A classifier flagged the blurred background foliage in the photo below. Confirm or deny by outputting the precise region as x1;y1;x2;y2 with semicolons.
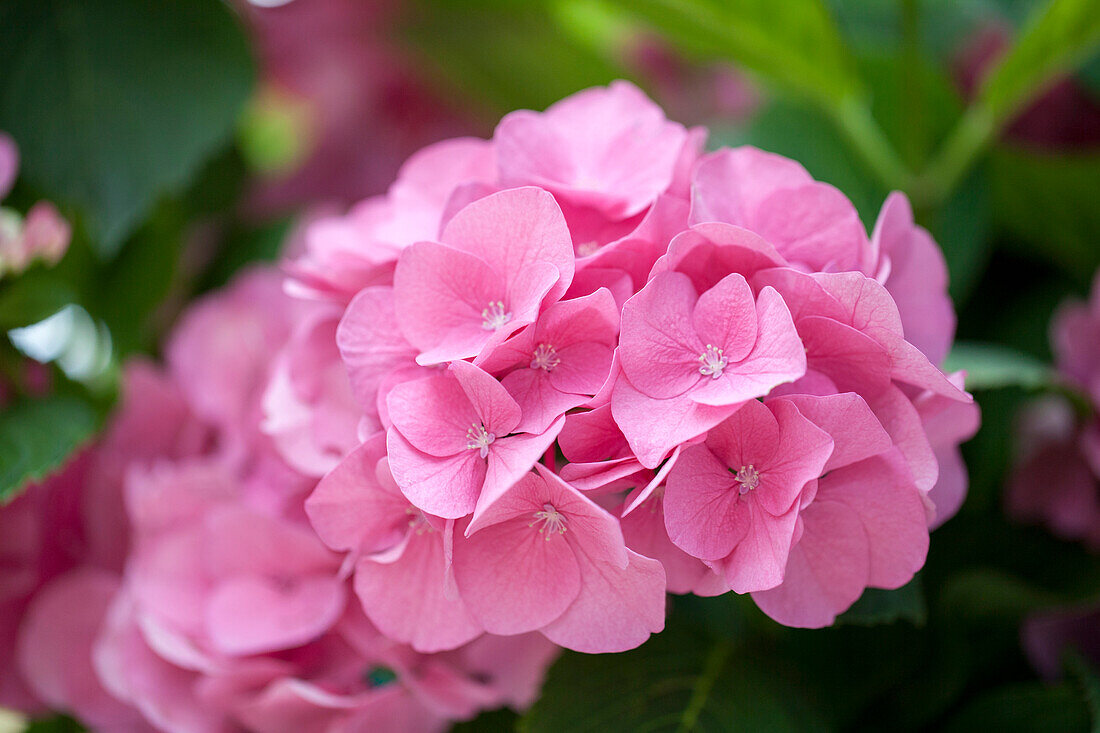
1;0;1099;729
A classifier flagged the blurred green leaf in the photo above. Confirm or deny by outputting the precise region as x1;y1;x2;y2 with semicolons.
839;577;928;626
0;393;96;502
93;200;186;356
943;341;1054;390
601;0;861;110
939;568;1059;622
991;148;1100;282
941;682;1090;732
0;269;77;330
976;0;1100;127
411;0;630;116
1066;653;1100;732
522;626;828;732
0;0;254;254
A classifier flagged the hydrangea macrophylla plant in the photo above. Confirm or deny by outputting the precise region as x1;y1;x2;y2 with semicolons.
272;79;976;647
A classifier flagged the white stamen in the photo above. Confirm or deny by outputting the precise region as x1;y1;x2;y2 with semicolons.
529;503;568;539
698;344;727;379
530;343;561;371
465;422;496;458
481;301;512;331
732;465;760;495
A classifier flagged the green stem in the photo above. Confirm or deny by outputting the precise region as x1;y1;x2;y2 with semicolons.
830;95;915;193
899;0;925;167
677;641;732;733
911;106;996;208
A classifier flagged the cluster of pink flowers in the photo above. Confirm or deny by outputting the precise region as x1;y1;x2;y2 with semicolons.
281;80;978;641
1;270;557;732
0;132;70;278
2;81;980;730
1008;270;1100;549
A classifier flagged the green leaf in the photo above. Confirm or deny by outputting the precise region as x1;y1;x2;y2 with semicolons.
600;0;862;110
942;341;1055;391
0;393;97;502
1066;653;1100;733
941;682;1090;732
838;576;927;626
521;627;829;732
991;147;1100;282
0;0;254;254
976;0;1100;128
453;708;519;732
25;714;85;733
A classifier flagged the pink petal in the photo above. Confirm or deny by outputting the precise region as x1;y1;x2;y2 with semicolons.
450;359;522;437
337;287;419;412
540;549;665;653
440;186;575;306
664;443;750;560
655;222;787;292
353;531;483;653
387;429;486;519
452;519;582;634
618;271;705;399
305;435;410;553
692;273;758;362
751;499;870;628
386;374;481;457
717;500;801;593
611;375;737;468
819;452;929;589
777;393;892;472
205;574;346;656
619;493;714;594
501;367;588;435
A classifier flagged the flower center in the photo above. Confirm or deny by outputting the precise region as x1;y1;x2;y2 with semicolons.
465;422;496;458
481;301;512;330
529;503;568;539
698;344;727;379
404;506;434;534
731;465;760;495
530;343;561;371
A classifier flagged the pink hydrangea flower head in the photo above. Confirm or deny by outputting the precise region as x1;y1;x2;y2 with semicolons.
451;464;666;652
871;191;955;365
664;399;834;592
393;187;575;365
495;81;689;220
690;146;872;273
476;287;620;433
386;360;564;520
613;270;806;466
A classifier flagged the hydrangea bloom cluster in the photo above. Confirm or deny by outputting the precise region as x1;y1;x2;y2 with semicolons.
1008;270;1100;549
0;269;558;732
279;80;978;638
